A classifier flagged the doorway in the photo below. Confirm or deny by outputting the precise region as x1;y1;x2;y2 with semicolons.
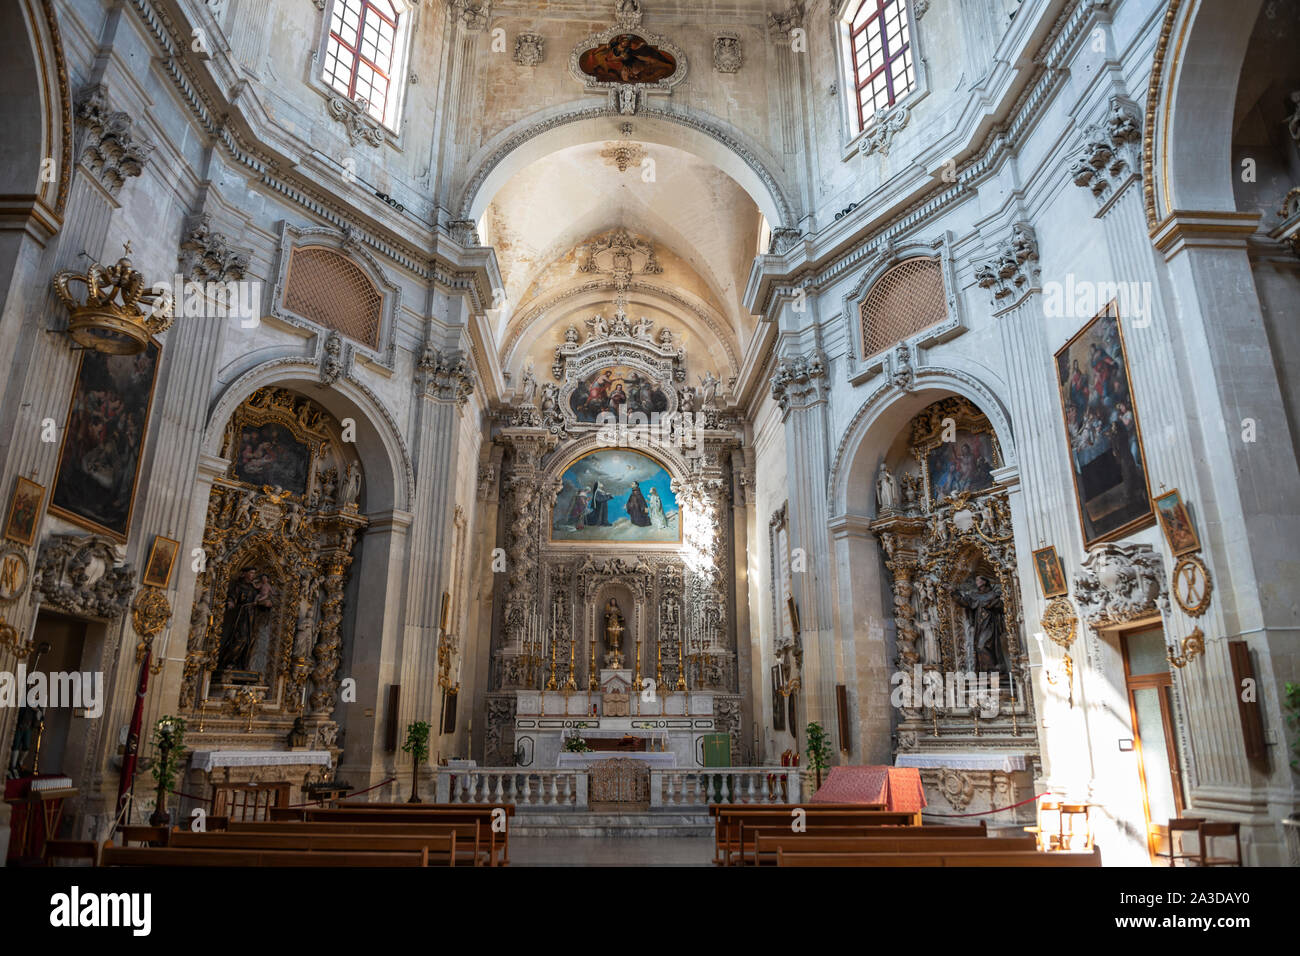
1120;624;1186;860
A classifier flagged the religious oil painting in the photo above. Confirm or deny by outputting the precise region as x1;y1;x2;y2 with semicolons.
1055;302;1154;546
1154;488;1200;557
569;365;670;422
578;34;677;84
233;422;312;495
552;449;679;543
50;342;161;541
3;477;45;547
142;535;180;588
1031;545;1068;599
925;430;998;503
214;565;279;682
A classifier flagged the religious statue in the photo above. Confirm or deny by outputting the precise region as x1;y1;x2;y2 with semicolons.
876;460;898;512
604;597;626;668
916;579;940;665
341;462;362;508
520;362;538;404
540;382;559;414
952;574;1009;674
698;371;721;408
632;315;654;340
215;568;276;677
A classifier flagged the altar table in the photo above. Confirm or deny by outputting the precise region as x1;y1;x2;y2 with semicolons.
556;751;678;770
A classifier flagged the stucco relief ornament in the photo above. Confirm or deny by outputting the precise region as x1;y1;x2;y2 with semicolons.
514;34;544;67
1073;544;1166;627
891;342;914;390
615;0;643;29
326;95;385;148
860;104;910;157
713;35;742;74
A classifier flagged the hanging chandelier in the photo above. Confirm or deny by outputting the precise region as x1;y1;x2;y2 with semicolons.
52;242;173;355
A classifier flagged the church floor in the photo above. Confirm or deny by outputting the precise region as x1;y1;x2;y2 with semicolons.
509;835;714;867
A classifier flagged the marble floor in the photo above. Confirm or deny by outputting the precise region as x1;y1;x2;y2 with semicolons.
509;835;715;867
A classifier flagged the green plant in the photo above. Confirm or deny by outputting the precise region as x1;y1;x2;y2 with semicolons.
149;715;187;792
805;721;831;789
402;721;432;766
562;722;592;753
1284;682;1300;775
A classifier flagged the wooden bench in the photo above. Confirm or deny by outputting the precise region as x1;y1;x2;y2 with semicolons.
750;833;1036;866
267;805;513;865
229;821;486;866
711;807;926;865
776;847;1104;867
727;823;989;866
165;829;457;866
100;844;430;867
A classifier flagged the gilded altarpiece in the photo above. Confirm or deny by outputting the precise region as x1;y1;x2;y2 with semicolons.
179;389;367;780
871;398;1041;822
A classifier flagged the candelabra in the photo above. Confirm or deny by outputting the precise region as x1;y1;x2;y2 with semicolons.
633;636;642;691
564;633;578;692
655;639;663;691
588;635;598;691
675;637;686;692
546;627;558;691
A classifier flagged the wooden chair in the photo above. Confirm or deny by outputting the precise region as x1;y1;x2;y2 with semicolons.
1156;817;1204;866
1194;822;1242;866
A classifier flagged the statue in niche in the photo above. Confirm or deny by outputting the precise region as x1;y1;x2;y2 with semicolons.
916;578;940;665
540;383;559;414
951;574;1008;674
876;460;899;512
341;463;362;508
604;597;626;668
215;567;277;678
520;362;538;405
698;371;721;408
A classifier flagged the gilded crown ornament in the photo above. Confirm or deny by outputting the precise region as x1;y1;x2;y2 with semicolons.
52;242;174;355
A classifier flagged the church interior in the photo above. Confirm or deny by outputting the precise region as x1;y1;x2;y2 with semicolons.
0;0;1298;881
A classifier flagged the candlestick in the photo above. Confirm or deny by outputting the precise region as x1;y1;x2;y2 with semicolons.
547;628;558;691
655;638;663;691
633;636;642;691
675;635;686;691
565;633;577;691
589;631;598;691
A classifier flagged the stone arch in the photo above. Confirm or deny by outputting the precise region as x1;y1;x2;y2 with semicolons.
456;103;796;229
828;365;1017;519
1144;0;1266;229
203;360;415;514
0;0;72;230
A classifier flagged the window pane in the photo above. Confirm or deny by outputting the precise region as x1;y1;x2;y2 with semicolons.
1125;626;1170;676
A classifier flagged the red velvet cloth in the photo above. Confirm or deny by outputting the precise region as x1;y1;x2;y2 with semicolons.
810;765;928;812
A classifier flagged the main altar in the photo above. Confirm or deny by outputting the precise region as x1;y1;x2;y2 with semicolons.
481;299;748;772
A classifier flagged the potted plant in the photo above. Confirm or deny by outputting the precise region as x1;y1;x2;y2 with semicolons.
402;721;431;804
805;720;831;791
149;715;186;827
562;722;592;753
1284;683;1300;865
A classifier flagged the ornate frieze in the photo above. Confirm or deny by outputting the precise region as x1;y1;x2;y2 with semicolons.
1073;543;1167;627
74;85;154;197
33;534;135;621
973;222;1040;310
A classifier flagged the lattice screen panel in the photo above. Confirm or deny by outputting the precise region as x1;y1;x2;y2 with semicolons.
859;256;945;359
284;246;383;349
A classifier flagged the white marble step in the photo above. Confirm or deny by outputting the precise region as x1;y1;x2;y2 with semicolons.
510;811;714;838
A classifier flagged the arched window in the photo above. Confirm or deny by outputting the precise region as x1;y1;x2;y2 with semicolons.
859;256;945;359
322;0;406;128
283;246;383;349
842;0;917;132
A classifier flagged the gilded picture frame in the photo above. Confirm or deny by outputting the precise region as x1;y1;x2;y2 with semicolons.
3;476;45;547
142;534;181;588
1153;488;1200;557
1031;545;1069;599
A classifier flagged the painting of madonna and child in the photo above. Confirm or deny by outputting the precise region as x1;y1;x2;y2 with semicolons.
552;449;680;543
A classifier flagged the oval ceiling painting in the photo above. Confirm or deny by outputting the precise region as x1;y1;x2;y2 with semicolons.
579;34;677;85
552;449;680;544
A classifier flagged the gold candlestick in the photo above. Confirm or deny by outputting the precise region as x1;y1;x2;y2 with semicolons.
675;638;686;692
588;635;598;691
633;636;642;691
546;632;558;691
564;635;577;691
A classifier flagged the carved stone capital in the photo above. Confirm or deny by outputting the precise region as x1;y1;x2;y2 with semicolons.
973;222;1040;310
770;350;828;415
75;85;155;196
1068;97;1142;207
179;213;252;283
417;347;476;406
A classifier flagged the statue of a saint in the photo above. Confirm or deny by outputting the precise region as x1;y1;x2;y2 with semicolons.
603;597;626;668
520;362;538;405
216;568;275;676
876;460;898;512
953;575;1008;674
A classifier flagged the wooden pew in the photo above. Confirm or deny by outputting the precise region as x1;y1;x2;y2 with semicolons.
166;830;457;866
751;833;1036;866
116;825;170;847
711;808;927;865
228;821;484;866
776;847;1104;867
101;844;430;867
264;806;512;865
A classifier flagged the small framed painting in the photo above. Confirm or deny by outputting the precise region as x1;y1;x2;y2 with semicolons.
1153;488;1200;556
1031;545;1069;599
770;664;786;732
3;477;45;546
142;535;180;588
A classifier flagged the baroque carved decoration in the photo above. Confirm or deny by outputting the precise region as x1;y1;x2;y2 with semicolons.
514;33;544;66
74;85;155;196
973;222;1040;309
1069;97;1142;206
1073;543;1166;627
859;104;911;157
769;351;827;415
326;95;386;148
580;229;664;292
34;534;135;620
1040;596;1077;649
417;346;476;406
713;34;742;73
179;213;251;283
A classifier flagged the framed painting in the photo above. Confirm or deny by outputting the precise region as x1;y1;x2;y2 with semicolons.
1031;545;1069;599
912;398;1002;506
551;449;680;544
440;687;458;736
3;477;45;546
142;534;180;588
50;341;161;541
1153;488;1200;556
1055;301;1154;546
578;34;677;84
568;365;670;423
232;421;312;495
770;664;786;732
